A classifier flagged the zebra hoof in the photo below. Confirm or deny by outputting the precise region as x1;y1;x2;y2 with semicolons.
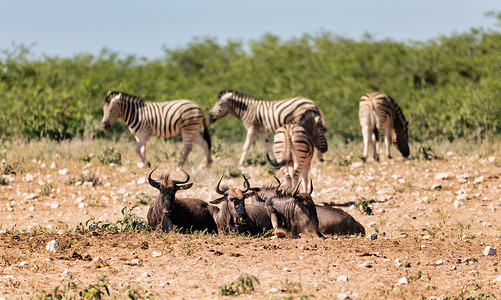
146;161;151;168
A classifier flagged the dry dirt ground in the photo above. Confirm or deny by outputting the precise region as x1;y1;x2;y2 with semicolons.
0;139;500;299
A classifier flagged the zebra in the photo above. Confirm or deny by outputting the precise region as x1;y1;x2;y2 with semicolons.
266;111;327;192
101;91;213;167
208;90;327;167
358;92;410;161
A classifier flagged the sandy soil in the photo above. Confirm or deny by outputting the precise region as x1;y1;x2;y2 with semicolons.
0;142;500;299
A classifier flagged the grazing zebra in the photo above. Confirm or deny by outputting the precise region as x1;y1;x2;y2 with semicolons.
101;91;213;167
266;111;327;192
208;90;327;167
358;92;410;161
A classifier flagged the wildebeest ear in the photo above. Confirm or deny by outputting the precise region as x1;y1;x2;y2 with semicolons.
210;196;226;204
177;183;193;190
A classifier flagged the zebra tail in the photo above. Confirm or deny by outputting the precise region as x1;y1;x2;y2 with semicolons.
202;116;212;151
266;153;287;168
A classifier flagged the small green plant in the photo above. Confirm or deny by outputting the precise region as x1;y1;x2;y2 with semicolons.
136;194;154;206
79;153;94;163
218;275;259;296
34;275;110;299
125;284;147;300
417;146;437;161
79;205;149;232
246;153;267;166
2;162;24;175
280;279;302;293
224;167;242;178
98;147;122;165
39;183;53;197
355;197;373;215
69;173;100;186
79;275;110;299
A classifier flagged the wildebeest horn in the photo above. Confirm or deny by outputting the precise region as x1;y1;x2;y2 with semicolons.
173;169;190;184
215;175;227;195
242;174;250;193
148;167;161;190
273;176;281;192
308;179;313;195
293;180;302;196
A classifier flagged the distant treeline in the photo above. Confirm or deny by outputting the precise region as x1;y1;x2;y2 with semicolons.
1;25;501;142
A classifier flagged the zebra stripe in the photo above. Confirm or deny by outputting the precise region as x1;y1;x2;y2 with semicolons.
358;92;409;161
102;91;213;167
208;90;327;166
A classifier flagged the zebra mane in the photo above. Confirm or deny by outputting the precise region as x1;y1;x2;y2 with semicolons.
388;95;408;133
105;91;144;104
218;90;256;102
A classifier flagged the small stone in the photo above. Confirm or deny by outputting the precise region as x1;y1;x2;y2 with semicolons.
141;272;150;278
395;262;403;267
137;162;145;168
25;193;38;200
337;275;348;282
365;233;377;240
46;240;60;253
397;277;408;285
50;203;59;209
451;265;457;270
453;200;464;208
434;172;452;180
19;261;28;266
422;235;432;240
58;168;69;176
24;173;34;182
403;262;411;268
152;251;162;257
483;246;497;256
137;177;146;184
493;275;501;282
266;288;278;294
435;260;444;266
351;162;364;168
62;268;73;276
431;183;442;190
338;293;351;300
358;262;372;268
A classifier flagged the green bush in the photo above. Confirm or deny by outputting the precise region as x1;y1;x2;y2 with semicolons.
98;147;121;165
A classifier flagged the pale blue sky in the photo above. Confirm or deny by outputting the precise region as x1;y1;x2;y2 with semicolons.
1;0;500;59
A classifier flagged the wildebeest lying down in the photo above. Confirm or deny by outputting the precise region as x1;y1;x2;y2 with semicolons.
248;179;323;238
147;168;219;233
250;178;365;236
209;174;275;236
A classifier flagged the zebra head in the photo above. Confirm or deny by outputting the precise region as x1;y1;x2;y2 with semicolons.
312;115;328;153
102;91;122;130
207;90;234;123
393;121;410;158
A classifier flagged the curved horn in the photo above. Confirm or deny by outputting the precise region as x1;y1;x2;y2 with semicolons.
292;180;302;196
242;174;250;193
215;175;227;195
273;176;281;192
173;169;190;184
266;153;280;167
148;167;161;189
308;179;313;195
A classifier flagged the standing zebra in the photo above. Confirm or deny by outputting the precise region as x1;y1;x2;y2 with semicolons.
101;91;213;167
266;111;327;192
208;90;327;167
358;92;409;161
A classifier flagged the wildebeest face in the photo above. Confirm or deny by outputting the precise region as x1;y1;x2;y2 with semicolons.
210;174;251;226
148;168;193;217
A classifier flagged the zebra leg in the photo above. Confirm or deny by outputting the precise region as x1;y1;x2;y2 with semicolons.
384;128;392;159
238;129;257;167
179;129;195;166
372;128;380;162
301;162;311;193
193;132;213;167
361;121;371;161
134;134;151;167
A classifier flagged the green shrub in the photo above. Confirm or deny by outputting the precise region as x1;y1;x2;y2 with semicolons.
218;275;259;296
98;147;121;165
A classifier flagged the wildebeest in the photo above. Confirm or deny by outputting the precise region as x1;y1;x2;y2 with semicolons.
147;167;219;233
250;179;365;236
248;179;323;238
209;174;275;236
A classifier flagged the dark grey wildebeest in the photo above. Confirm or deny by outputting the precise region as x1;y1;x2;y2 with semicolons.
248;180;323;238
250;179;365;236
147;168;219;233
209;174;276;236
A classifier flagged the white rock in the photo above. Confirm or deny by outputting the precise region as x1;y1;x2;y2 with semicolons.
77;203;85;209
152;251;162;257
453;200;464;208
422;235;432;240
435;260;444;266
25;193;38;200
493;275;501;282
434;172;452;180
58;168;69;176
337;275;348;282
365;233;377;240
351;162;363;168
488;156;496;163
137;162;145;168
397;277;408;285
474;176;484;184
50;162;57;169
137;177;146;184
19;261;28;266
483;246;497;256
266;288;278;294
141;272;150;278
338;293;351;300
446;151;456;157
62;268;73;276
24;174;34;182
50;203;59;209
46;240;60;252
29;206;35;211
